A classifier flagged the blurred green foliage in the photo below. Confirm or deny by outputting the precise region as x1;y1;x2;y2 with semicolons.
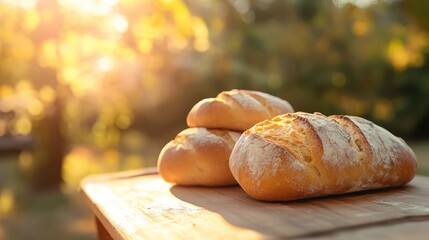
1;0;429;180
0;0;429;141
1;1;429;238
186;0;429;138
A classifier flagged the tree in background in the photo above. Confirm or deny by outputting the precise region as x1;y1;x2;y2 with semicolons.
1;0;429;191
0;0;210;191
188;0;429;136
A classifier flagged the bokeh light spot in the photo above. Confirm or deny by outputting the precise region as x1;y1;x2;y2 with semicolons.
18;151;33;170
0;188;15;214
14;117;32;135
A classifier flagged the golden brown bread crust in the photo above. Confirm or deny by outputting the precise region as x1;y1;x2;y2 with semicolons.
158;128;241;186
229;112;417;201
186;89;294;131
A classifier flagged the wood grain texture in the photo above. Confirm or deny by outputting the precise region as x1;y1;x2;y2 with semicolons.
81;170;429;240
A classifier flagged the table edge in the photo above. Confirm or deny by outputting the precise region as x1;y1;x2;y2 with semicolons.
80;167;158;240
79;172;429;240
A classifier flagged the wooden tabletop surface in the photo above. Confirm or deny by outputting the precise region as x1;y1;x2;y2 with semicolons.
81;169;429;240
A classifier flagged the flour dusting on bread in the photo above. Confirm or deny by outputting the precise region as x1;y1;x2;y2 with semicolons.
229;112;417;201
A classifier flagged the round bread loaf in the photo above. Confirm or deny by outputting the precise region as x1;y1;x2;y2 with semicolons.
158;128;241;186
187;89;294;131
229;112;417;201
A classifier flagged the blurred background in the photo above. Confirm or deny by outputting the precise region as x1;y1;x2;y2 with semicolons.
1;0;429;239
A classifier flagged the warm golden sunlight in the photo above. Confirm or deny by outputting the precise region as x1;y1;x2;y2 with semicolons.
58;0;118;16
1;0;429;239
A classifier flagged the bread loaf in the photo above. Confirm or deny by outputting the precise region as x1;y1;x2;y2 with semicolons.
158;128;241;186
229;112;417;201
187;89;294;131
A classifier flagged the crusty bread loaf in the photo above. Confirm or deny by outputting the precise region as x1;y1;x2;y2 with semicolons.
158;128;241;186
187;89;294;131
229;112;417;201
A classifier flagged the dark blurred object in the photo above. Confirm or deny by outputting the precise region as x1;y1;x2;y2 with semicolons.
397;0;429;139
29;0;65;192
31;96;66;192
0;135;34;154
401;0;429;32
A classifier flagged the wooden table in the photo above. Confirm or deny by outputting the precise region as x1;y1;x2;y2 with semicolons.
81;168;429;240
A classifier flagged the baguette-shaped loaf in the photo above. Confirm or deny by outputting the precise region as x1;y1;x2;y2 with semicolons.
158;128;241;186
187;89;294;131
229;112;417;201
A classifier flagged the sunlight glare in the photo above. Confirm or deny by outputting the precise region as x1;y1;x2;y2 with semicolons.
110;14;129;33
96;57;115;72
58;0;118;16
333;0;378;8
0;0;36;9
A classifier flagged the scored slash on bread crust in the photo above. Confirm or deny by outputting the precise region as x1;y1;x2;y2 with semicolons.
229;112;417;201
158;89;295;187
187;89;294;131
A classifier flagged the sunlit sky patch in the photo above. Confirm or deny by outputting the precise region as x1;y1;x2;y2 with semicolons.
333;0;379;8
58;0;117;16
0;0;36;9
0;0;119;15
